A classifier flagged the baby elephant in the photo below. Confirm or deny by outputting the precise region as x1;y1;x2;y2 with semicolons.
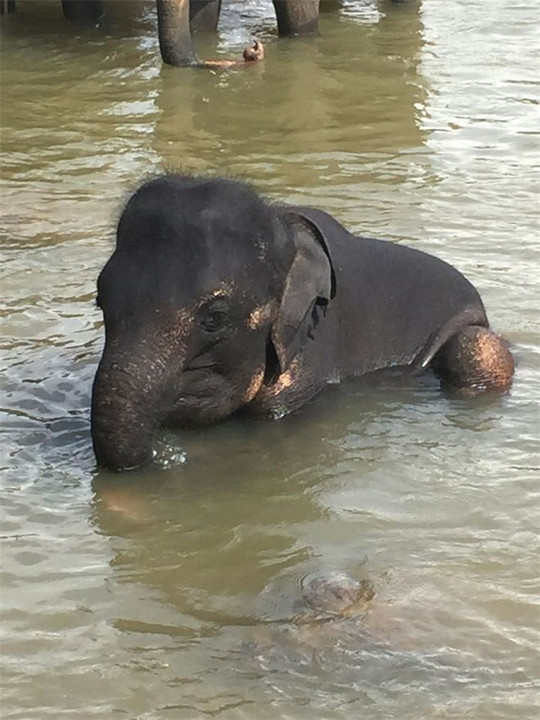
91;175;514;471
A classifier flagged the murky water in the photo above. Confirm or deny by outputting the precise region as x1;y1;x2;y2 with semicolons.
1;1;539;718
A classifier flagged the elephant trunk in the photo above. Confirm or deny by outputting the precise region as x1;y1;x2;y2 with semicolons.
91;349;174;472
156;0;197;66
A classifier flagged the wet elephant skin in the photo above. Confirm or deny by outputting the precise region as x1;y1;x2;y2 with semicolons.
91;174;509;471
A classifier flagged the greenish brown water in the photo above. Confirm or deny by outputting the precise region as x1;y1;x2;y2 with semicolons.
1;1;539;718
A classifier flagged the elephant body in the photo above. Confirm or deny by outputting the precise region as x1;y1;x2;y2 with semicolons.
91;175;514;471
244;204;490;421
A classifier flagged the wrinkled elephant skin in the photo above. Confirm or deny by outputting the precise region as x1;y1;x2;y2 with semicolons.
91;174;514;471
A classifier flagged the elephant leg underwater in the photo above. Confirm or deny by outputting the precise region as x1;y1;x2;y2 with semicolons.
431;326;514;394
272;0;320;36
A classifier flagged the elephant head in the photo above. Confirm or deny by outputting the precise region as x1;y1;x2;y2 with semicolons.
91;175;334;471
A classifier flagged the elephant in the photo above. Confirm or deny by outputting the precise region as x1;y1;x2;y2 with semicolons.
3;0;262;69
1;0;318;65
155;0;417;66
156;0;320;66
91;174;514;471
2;1;416;66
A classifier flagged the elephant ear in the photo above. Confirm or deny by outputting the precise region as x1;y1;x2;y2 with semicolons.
266;212;335;382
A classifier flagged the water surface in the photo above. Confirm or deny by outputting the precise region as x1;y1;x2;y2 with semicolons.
1;1;539;718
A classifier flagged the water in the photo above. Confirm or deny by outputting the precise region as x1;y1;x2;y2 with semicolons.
1;1;539;718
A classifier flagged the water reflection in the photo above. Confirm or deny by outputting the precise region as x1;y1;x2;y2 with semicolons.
151;3;427;180
89;368;511;635
89;385;525;716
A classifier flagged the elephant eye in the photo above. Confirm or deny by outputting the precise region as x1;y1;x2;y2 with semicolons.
200;308;229;333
